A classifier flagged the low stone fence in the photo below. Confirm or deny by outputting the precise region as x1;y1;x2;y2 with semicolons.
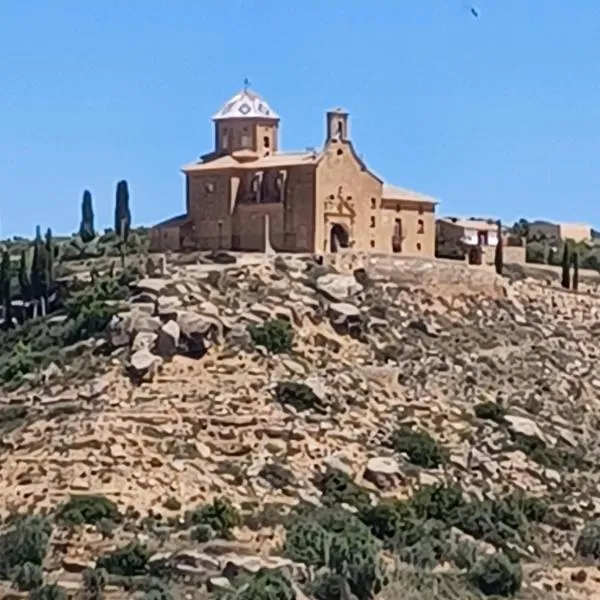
322;252;506;298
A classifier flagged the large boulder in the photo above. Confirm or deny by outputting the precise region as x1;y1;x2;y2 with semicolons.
156;320;181;359
316;273;363;302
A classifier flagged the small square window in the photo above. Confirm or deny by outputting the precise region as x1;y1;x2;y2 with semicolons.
370;216;376;228
416;242;422;251
417;219;424;234
205;182;215;193
370;240;375;248
371;198;377;209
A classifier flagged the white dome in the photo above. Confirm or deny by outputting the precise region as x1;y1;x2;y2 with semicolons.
212;88;279;121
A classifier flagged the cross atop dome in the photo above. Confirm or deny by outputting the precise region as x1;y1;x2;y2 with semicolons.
212;84;280;121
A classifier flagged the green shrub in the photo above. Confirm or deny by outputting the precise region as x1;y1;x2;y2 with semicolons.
0;515;52;578
56;494;121;527
29;584;68;600
248;319;294;354
511;432;587;471
390;426;445;468
274;381;326;413
142;578;177;600
359;484;545;558
468;553;522;596
309;573;347;600
283;507;385;600
575;520;600;559
190;524;213;543
82;568;107;600
12;562;44;591
184;497;241;538
258;462;296;489
315;468;370;510
474;401;507;423
236;569;295;600
96;540;151;576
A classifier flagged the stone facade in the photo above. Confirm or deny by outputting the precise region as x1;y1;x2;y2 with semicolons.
150;87;438;255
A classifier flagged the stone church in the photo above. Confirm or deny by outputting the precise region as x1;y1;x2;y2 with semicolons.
150;86;437;255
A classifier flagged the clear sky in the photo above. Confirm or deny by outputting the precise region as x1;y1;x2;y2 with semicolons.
2;0;600;238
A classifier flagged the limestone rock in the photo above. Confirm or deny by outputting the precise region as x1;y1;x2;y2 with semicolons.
316;273;363;302
156;320;181;358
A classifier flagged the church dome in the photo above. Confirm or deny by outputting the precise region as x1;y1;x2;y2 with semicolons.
212;87;279;121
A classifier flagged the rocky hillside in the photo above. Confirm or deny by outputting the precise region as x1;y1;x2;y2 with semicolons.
2;253;600;600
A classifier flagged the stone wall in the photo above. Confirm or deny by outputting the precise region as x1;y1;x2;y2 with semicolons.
324;252;506;298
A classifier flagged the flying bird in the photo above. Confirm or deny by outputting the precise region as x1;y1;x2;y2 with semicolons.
469;5;479;17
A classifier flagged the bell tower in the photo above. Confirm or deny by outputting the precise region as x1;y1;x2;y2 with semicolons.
326;108;349;143
212;81;280;156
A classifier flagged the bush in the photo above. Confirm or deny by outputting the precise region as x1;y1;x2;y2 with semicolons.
82;568;107;600
359;484;545;559
390;427;445;469
248;319;294;354
258;462;296;489
474;401;507;423
511;432;588;472
315;468;370;511
56;494;121;527
29;584;68;600
468;553;523;596
274;381;326;413
12;562;44;591
283;507;385;600
190;524;213;543
236;570;295;600
575;520;600;559
0;515;52;579
96;540;151;576
0;274;129;387
184;497;241;538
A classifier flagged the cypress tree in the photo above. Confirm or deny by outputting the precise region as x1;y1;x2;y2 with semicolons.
494;220;503;276
114;180;131;241
0;250;12;330
44;228;54;306
18;249;31;302
571;251;579;292
561;242;570;290
30;226;47;317
79;190;96;243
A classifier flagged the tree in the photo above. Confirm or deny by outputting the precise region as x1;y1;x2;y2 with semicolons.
114;180;132;268
571;251;579;292
79;190;96;243
114;180;131;241
494;220;503;276
561;242;570;290
44;228;54;307
30;226;47;317
0;250;12;330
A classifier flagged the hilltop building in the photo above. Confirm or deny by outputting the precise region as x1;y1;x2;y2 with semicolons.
436;217;526;265
150;86;438;255
527;221;591;243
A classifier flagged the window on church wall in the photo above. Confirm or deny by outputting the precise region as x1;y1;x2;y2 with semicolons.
370;216;376;228
263;135;270;149
241;134;251;148
418;219;425;234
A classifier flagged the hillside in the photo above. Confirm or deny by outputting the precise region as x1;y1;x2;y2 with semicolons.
1;252;600;600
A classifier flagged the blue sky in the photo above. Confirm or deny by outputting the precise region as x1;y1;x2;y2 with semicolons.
2;1;600;237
